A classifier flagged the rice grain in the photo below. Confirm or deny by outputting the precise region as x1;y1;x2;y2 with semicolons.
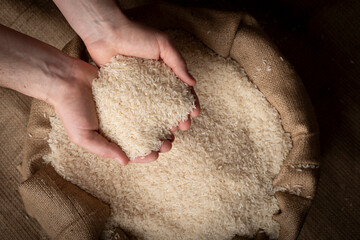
44;30;292;240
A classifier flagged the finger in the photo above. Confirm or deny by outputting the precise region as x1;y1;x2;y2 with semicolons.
131;151;159;163
168;133;175;142
170;125;179;132
157;35;196;86
159;140;172;153
190;87;201;117
179;116;191;131
70;130;129;166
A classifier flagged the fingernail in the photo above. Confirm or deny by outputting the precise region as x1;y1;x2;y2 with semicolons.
189;72;195;80
189;73;196;85
115;158;127;166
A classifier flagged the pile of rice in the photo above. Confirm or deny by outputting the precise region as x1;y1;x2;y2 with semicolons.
44;30;292;240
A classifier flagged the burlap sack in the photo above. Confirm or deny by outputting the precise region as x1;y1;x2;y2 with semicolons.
18;2;320;240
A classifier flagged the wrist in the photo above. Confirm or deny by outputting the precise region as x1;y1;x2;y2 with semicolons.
43;56;76;106
82;10;131;47
0;24;79;104
47;58;97;109
54;0;130;47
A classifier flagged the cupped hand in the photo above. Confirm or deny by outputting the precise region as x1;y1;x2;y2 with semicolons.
52;59;173;166
83;20;201;137
53;0;200;164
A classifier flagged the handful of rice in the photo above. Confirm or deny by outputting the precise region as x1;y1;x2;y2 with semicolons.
92;55;195;160
44;30;292;240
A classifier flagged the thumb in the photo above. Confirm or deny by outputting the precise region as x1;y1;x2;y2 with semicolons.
157;34;196;86
68;129;129;166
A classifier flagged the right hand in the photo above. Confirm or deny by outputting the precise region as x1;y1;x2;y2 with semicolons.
84;20;201;134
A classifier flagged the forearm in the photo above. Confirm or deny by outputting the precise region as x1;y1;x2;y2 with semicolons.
0;24;75;104
53;0;129;45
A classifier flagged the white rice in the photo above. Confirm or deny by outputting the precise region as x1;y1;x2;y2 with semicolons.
44;29;292;240
93;55;195;160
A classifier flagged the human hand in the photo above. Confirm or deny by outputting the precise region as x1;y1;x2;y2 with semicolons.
51;59;175;165
83;20;201;133
0;24;158;165
53;0;200;163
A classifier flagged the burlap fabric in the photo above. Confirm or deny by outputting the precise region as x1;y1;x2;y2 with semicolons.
16;2;320;240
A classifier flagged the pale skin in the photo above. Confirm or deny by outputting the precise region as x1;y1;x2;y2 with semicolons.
0;0;200;166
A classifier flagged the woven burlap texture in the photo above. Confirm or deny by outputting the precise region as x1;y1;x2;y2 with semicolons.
18;2;320;240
